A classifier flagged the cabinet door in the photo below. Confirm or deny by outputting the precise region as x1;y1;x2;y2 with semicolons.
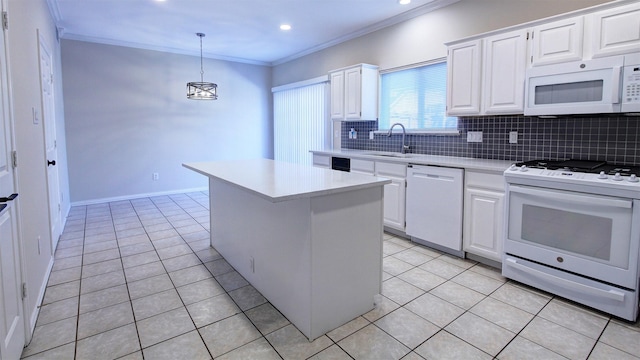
330;71;345;120
483;29;528;114
447;40;482;115
588;2;640;58
531;17;584;67
344;67;362;120
376;162;406;231
382;177;406;230
463;187;504;262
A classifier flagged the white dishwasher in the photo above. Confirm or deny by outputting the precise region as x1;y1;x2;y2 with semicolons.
406;164;464;257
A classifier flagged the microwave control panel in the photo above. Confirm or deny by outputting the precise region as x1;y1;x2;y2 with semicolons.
622;64;640;105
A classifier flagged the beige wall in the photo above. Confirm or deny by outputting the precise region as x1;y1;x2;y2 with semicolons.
272;0;612;86
62;40;273;203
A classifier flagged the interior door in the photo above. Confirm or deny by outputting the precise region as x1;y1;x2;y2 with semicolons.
38;32;61;252
0;5;26;357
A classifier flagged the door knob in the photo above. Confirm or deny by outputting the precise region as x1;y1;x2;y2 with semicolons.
0;193;18;202
47;160;56;166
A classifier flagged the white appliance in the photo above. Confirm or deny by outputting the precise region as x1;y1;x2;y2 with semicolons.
503;159;640;321
524;53;640;116
406;165;464;256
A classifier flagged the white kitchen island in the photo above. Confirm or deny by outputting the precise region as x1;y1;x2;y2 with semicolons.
183;159;390;340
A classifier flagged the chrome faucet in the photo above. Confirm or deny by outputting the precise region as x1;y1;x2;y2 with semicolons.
387;123;410;154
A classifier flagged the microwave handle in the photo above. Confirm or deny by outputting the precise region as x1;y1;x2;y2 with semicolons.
612;65;621;104
509;184;632;209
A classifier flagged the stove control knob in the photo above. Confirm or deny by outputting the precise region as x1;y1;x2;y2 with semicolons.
628;174;639;183
509;164;517;171
598;171;608;180
613;172;623;181
519;165;528;172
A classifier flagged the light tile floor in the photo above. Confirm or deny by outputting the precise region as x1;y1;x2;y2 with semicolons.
21;192;640;360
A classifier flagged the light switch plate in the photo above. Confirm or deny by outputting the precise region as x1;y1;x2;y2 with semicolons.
369;131;374;140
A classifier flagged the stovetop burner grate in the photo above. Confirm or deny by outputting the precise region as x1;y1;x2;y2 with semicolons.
514;159;640;176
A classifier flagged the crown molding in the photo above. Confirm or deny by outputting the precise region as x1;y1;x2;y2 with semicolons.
46;0;460;67
61;33;271;66
271;0;460;66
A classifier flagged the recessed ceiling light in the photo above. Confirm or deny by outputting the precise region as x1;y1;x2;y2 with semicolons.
398;0;411;4
280;24;292;31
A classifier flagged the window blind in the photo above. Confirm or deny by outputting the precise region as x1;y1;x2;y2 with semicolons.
379;61;457;130
273;81;329;166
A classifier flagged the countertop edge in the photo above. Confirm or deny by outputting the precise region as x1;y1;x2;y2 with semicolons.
183;161;391;203
310;150;514;173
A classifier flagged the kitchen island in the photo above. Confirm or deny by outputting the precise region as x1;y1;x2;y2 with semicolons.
183;159;391;340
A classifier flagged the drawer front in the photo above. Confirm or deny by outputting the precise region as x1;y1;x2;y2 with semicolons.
351;159;375;174
466;170;504;191
376;161;406;178
313;154;331;167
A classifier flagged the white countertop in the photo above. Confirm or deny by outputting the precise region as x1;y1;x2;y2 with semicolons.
183;159;391;203
311;149;514;173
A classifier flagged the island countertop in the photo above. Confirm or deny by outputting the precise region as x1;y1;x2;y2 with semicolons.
183;158;391;203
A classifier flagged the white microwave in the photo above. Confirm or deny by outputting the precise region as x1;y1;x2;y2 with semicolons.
524;53;640;116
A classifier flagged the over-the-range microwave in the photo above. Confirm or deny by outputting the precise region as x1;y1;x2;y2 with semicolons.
524;53;640;116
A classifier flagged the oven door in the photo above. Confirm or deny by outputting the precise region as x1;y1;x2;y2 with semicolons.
505;184;639;289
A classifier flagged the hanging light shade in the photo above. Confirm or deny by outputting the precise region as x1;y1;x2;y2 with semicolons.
187;33;218;100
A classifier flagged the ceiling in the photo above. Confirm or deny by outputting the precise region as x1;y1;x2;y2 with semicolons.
47;0;459;65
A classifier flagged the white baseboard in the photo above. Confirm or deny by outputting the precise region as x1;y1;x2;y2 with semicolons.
70;187;208;207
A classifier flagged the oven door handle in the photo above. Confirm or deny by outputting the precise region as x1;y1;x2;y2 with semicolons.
505;258;626;302
509;185;632;209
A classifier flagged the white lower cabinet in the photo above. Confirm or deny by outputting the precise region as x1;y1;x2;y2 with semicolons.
375;162;406;231
350;158;375;175
312;154;331;169
463;170;505;262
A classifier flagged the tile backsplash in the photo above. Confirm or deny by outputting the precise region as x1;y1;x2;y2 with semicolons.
342;114;640;165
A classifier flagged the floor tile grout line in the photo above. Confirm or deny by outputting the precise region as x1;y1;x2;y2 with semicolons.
33;196;639;360
116;194;269;358
382;247;552;358
110;199;145;359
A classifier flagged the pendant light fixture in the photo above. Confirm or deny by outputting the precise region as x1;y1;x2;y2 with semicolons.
187;32;218;100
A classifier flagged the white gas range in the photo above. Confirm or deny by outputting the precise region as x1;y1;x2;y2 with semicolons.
503;159;640;321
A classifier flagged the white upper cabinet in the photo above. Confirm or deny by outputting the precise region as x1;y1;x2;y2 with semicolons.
482;29;528;114
330;71;345;120
587;2;640;58
329;64;378;121
446;1;639;117
447;40;483;116
530;16;584;66
447;30;528;116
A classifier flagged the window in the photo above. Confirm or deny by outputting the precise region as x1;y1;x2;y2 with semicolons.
379;61;457;132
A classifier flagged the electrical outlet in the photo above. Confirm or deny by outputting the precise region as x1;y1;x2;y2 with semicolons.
369;131;374;140
509;131;518;144
466;131;483;143
152;172;159;181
